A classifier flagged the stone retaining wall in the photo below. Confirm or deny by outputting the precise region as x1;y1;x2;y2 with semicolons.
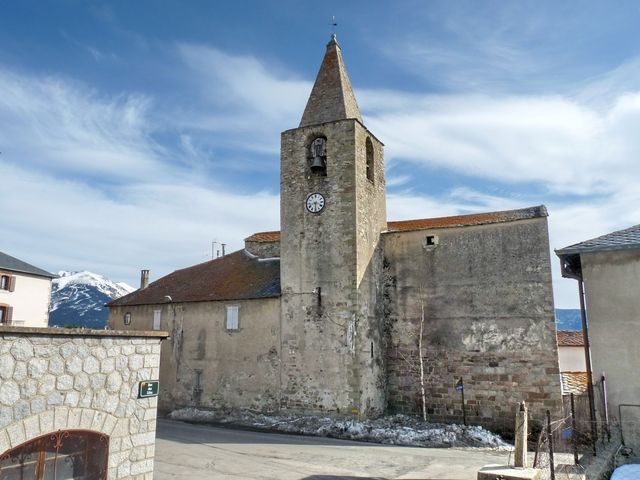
0;326;167;480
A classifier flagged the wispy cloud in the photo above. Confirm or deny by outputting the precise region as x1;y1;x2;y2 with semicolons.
363;89;640;197
0;61;281;287
379;2;640;97
174;43;310;153
60;30;119;63
0;158;279;287
0;69;164;182
3;37;640;308
177;44;309;120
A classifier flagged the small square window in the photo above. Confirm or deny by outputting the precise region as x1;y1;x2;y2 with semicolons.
124;312;132;325
423;235;439;249
226;305;239;331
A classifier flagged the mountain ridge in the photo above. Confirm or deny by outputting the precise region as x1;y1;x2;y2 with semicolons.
48;270;582;332
49;271;135;329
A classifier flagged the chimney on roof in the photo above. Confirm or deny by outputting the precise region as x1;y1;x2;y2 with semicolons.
140;269;149;289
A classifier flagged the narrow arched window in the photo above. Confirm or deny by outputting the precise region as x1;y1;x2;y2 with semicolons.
365;137;374;183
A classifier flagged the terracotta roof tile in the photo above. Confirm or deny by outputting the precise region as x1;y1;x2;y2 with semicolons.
557;330;584;346
244;206;547;242
560;372;589;395
244;231;281;243
120;206;548;308
109;250;280;307
386;206;547;233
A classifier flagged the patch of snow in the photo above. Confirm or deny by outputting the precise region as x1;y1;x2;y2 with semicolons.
168;408;511;450
116;281;135;292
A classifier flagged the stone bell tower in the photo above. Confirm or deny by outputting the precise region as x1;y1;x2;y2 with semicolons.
279;35;387;416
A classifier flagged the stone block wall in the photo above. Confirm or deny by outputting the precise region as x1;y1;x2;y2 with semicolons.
383;216;563;434
280;120;362;413
279;118;388;416
0;326;167;480
244;240;280;258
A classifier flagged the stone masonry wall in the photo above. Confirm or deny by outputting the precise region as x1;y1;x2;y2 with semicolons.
109;298;281;414
353;123;387;415
280;120;362;413
0;326;166;480
244;240;280;258
383;217;563;435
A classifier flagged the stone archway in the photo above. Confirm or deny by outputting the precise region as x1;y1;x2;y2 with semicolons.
0;429;108;479
0;407;120;478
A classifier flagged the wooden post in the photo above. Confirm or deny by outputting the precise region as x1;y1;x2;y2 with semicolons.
570;393;579;465
547;410;556;480
514;401;528;468
601;373;611;442
455;377;466;425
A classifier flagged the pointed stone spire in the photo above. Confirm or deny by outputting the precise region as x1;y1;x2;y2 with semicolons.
299;35;363;127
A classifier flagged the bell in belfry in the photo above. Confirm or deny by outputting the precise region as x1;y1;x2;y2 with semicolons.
310;137;327;173
310;155;325;172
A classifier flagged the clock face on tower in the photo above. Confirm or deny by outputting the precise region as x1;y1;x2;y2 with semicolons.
305;193;325;213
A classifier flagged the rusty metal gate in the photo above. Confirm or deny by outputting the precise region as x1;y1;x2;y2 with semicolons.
0;429;108;480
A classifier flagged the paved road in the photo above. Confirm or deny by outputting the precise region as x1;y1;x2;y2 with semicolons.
154;418;510;480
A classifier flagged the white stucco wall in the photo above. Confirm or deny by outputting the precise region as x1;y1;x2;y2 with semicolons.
0;273;51;328
557;345;586;372
582;249;640;432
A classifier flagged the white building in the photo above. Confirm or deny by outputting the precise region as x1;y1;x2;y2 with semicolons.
557;330;587;395
557;224;640;433
0;251;55;327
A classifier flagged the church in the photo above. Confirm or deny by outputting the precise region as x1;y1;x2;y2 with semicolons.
108;35;562;433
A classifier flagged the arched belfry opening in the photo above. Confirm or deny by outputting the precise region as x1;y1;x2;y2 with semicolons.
308;135;327;175
0;430;109;479
366;137;374;183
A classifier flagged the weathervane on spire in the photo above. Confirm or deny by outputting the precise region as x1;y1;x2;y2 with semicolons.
330;15;337;36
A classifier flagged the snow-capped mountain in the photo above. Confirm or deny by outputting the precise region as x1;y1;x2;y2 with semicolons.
49;271;135;329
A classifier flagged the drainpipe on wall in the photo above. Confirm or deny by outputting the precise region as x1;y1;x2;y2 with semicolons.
578;279;598;456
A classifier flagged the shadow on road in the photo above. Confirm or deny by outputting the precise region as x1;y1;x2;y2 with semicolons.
302;476;386;479
302;477;454;480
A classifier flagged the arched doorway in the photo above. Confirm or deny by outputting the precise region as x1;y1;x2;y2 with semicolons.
0;430;108;479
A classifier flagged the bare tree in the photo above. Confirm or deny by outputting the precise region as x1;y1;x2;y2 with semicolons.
392;287;429;421
418;295;427;421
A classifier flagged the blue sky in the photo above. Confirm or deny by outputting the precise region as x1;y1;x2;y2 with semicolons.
2;1;640;308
